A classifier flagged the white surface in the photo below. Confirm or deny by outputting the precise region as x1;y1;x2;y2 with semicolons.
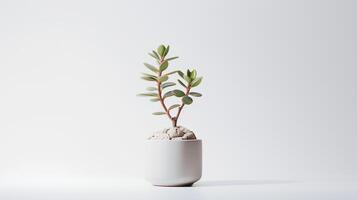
0;179;356;200
0;0;356;185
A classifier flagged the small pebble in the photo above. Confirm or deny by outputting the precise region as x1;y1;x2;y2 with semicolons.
148;126;197;140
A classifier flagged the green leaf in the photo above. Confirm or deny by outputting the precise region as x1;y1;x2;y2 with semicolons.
163;70;179;76
159;61;169;71
173;89;185;97
150;98;160;102
182;96;193;105
141;76;157;81
157;45;166;57
186;69;191;78
159;75;168;82
165;56;179;62
163;91;175;98
190;69;197;80
153;112;166;115
191;77;202;87
183;74;191;83
163;45;170;57
189;92;202;97
144;63;159;73
148;52;159;60
152;51;160;59
178;71;184;78
137;93;158;97
146;87;157;91
168;104;181;110
141;73;157;78
161;82;176;89
177;79;187;88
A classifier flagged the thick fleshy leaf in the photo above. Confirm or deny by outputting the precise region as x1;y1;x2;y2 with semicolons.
146;87;157;91
186;69;191;77
144;63;159;73
191;77;202;87
159;61;169;71
163;70;179;76
141;76;157;81
165;56;179;62
177;79;187;88
163;45;170;57
141;73;157;78
152;51;160;59
178;71;184;78
150;98;161;102
137;93;158;97
148;52;159;60
183;74;191;83
189;92;202;97
161;82;176;89
152;112;166;115
163;91;175;98
173;90;185;97
190;69;197;80
157;45;166;57
168;104;181;110
159;75;168;82
182;96;193;105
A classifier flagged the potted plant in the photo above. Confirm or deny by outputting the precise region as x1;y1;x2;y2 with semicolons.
138;44;203;186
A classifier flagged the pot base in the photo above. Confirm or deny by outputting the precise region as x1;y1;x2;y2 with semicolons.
153;182;195;187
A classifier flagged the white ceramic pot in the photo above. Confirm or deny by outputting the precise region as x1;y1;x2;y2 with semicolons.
145;139;202;186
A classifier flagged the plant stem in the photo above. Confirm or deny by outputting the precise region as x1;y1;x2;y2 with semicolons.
173;85;191;127
156;58;175;125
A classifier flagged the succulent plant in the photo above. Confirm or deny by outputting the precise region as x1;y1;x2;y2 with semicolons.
137;44;203;127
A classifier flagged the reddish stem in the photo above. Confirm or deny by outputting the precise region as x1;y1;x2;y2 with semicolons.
156;57;175;126
173;85;191;127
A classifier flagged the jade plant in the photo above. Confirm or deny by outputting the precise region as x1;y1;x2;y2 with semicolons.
137;44;203;127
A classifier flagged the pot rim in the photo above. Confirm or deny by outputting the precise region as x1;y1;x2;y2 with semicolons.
146;139;202;143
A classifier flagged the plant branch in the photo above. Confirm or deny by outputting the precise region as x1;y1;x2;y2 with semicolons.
173;85;191;127
156;58;175;126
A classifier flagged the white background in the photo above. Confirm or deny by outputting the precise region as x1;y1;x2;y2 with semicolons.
0;0;356;188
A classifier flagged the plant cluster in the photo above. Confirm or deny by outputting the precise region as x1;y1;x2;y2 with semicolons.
138;44;203;127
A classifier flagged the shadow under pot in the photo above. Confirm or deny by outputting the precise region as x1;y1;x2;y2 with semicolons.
145;139;202;186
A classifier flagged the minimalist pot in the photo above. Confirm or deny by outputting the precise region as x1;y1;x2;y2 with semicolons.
145;139;202;186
